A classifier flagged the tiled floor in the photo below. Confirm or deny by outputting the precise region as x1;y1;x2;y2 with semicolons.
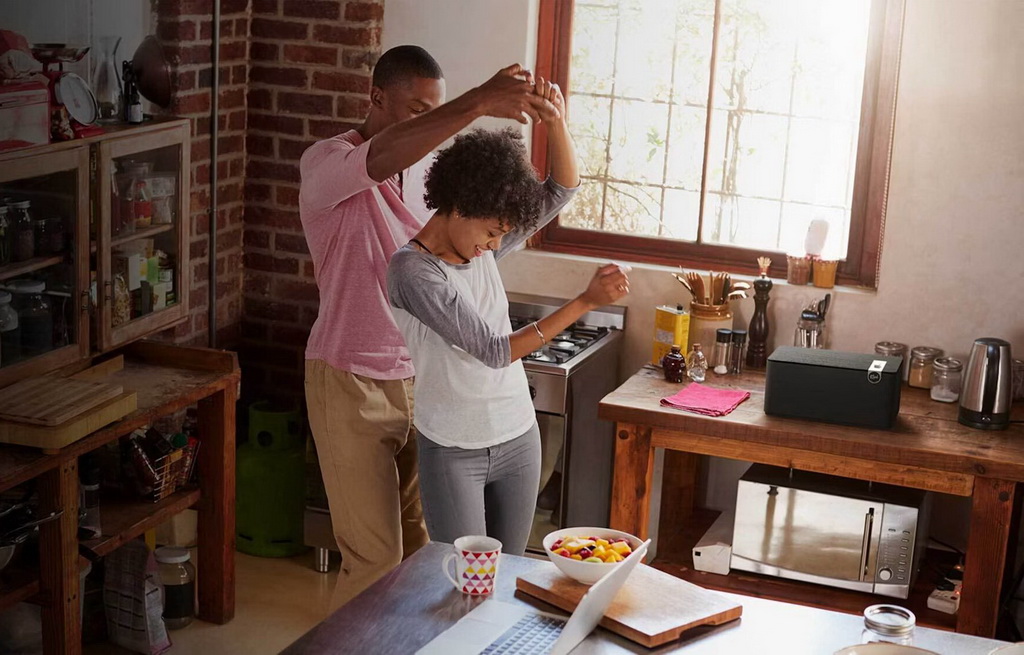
85;551;339;655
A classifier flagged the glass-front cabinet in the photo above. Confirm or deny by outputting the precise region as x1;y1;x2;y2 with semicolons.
95;121;190;351
0;146;91;387
0;118;190;386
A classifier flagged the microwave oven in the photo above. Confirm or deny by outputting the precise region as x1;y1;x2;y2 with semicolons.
731;464;931;599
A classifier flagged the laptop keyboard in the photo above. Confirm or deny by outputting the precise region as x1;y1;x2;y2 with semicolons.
480;613;567;654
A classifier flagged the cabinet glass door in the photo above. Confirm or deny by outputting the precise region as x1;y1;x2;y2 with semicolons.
96;123;190;350
0;147;90;387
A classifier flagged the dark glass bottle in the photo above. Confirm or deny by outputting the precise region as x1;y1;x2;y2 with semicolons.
662;344;686;383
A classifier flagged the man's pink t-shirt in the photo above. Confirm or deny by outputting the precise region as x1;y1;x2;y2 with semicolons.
299;130;431;380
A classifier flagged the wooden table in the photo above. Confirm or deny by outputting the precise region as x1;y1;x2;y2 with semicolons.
0;341;239;655
599;366;1024;639
282;541;1008;654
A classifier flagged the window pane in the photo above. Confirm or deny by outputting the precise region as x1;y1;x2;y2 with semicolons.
665;105;706;191
703;0;870;255
663;188;701;241
672;0;716;107
570;4;617;96
608;99;669;184
614;1;676;102
560;178;606;231
605;182;663;237
567;94;612;178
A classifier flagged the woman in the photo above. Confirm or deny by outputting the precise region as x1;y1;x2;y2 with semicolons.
387;79;630;555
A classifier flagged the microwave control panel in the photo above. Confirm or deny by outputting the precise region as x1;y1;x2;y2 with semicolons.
874;503;919;596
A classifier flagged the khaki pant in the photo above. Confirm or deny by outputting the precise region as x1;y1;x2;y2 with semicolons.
304;360;429;608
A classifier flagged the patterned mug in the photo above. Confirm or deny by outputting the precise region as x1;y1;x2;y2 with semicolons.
442;536;502;595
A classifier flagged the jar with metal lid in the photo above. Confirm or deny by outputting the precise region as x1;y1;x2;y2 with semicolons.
9;200;35;262
730;329;747;374
930;357;963;403
875;341;908;382
154;546;195;629
0;206;10;265
861;604;915;645
712;329;731;375
8;279;53;358
0;290;20;367
908;346;943;389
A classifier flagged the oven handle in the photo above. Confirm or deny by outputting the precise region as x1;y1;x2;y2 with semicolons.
859;508;875;582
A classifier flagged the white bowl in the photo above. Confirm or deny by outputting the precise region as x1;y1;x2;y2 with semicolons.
542;527;643;585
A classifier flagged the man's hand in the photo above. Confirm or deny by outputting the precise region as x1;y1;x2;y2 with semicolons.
465;64;556;124
533;76;565;124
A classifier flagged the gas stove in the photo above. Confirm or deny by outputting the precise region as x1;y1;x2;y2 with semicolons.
508;293;625;377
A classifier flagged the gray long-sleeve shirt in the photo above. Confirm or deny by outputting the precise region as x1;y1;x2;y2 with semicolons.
387;178;576;447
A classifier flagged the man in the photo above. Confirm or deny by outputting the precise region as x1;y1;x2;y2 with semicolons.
299;45;556;607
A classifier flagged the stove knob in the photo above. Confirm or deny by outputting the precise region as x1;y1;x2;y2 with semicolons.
878;567;893;582
529;386;537;400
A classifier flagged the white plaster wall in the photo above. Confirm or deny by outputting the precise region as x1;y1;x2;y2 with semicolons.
385;0;1024;546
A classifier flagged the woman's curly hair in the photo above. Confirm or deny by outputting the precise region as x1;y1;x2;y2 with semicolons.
423;128;543;232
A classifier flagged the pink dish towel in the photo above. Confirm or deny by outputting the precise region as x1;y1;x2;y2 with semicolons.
660;383;750;417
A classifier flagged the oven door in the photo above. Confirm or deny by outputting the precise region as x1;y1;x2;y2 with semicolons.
731;478;883;594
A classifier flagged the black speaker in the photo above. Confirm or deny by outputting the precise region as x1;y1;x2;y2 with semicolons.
764;347;903;430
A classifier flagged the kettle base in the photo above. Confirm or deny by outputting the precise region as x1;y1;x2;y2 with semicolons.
958;406;1009;430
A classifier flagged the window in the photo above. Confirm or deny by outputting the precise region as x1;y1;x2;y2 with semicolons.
532;0;905;287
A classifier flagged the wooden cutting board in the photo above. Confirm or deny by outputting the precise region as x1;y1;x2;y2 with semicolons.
0;376;125;426
0;391;137;451
516;562;742;648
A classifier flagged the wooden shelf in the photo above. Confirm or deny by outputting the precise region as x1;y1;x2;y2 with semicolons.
90;223;175;254
0;255;64;282
654;508;959;632
81;486;200;557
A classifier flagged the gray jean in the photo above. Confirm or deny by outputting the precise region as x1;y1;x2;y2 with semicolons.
417;423;541;556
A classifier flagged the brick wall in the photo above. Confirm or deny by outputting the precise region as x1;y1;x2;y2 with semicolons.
155;0;251;349
241;0;382;404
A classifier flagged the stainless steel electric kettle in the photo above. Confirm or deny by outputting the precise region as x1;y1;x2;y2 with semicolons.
958;337;1012;430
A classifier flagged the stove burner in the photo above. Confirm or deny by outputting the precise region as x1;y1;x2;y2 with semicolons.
512;318;611;367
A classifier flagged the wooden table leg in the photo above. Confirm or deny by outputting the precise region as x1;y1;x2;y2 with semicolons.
959;477;1015;637
609;422;655;539
196;384;237;623
37;459;81;655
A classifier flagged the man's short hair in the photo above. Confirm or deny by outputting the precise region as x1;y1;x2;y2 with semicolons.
372;45;443;89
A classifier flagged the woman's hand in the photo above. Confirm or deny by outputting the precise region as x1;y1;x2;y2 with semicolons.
580;263;631;308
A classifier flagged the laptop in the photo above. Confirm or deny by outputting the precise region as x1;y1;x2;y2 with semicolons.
417;540;651;655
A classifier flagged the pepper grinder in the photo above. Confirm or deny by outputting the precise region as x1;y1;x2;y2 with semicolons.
746;256;773;368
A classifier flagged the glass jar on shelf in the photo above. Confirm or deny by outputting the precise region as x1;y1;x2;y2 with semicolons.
0;291;20;367
33;217;51;256
154;547;196;630
794;316;827;349
0;206;11;266
908;346;943;389
8;279;53;359
10;201;35;262
930;357;963;403
47;217;66;254
124;162;153;230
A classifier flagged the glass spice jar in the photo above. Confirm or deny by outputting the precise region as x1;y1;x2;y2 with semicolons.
10;201;35;262
862;604;915;645
662;345;686;383
729;329;747;374
908;346;943;389
33;217;51;256
875;341;909;382
686;343;708;383
930;357;963;403
712;329;732;375
8;279;53;358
